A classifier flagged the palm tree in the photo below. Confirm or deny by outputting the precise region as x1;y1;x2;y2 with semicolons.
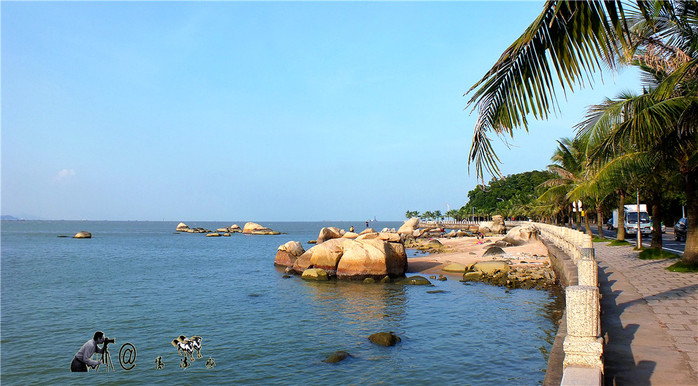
470;0;697;265
539;138;593;234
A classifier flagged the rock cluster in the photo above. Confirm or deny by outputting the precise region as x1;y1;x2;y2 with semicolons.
176;223;213;233
176;222;279;235
73;231;92;239
461;260;556;290
217;224;242;233
275;228;407;281
242;222;280;235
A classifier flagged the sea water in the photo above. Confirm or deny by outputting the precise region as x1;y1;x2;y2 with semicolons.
1;221;562;385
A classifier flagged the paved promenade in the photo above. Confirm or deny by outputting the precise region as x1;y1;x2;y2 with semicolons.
595;243;698;385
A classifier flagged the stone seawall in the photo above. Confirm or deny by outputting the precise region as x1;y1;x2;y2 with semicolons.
542;240;576;386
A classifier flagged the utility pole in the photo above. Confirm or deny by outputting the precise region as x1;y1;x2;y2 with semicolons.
637;189;642;249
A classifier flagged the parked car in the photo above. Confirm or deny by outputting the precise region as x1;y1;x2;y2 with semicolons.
674;218;687;241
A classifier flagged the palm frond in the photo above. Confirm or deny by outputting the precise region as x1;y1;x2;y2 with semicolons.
466;0;629;180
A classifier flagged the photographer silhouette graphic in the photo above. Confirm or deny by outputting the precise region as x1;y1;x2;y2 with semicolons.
71;331;114;372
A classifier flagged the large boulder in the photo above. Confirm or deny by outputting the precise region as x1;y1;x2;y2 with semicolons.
293;238;351;274
176;223;189;232
275;241;306;267
336;238;407;280
342;232;359;239
397;217;420;235
478;226;492;234
229;224;242;233
73;231;92;239
317;227;344;244
491;215;506;234
502;225;539;246
243;222;280;235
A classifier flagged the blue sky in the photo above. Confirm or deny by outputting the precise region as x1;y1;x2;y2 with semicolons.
2;1;640;221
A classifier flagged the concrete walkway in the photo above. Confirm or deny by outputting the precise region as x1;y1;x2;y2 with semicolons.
595;243;698;385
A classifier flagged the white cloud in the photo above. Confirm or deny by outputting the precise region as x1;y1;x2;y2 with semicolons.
54;169;76;181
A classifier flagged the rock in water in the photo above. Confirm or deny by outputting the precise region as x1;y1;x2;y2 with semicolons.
368;332;401;346
275;241;306;267
293;238;350;275
242;222;280;235
323;351;351;363
176;222;189;232
336;238;407;280
73;231;92;239
301;268;329;281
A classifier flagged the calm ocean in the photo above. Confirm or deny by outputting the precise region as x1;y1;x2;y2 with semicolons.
1;220;562;385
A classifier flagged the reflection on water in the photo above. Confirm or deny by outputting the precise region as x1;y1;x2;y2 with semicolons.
301;280;407;326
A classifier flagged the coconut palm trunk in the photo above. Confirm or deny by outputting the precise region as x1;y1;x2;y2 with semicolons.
584;210;593;237
617;190;626;241
651;199;663;250
597;203;605;240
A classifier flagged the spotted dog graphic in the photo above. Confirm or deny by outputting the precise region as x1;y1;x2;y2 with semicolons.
171;335;203;361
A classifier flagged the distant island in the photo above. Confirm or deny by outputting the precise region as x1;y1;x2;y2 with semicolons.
1;215;24;221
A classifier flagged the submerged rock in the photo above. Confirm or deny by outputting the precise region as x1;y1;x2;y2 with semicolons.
396;275;432;285
323;351;351;363
369;332;401;347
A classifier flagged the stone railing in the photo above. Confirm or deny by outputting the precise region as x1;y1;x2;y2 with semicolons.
533;222;603;386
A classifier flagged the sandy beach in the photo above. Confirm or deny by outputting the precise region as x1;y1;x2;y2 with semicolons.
406;234;551;276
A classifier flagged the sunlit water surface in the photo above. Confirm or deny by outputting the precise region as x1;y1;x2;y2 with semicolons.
1;221;562;385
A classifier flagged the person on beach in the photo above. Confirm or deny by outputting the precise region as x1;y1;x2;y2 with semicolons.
349;226;354;232
365;221;369;228
71;331;105;372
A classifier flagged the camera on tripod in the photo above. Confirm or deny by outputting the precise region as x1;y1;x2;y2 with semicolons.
103;337;115;345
